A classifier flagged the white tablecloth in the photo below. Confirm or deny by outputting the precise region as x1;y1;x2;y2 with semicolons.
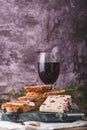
0;120;87;130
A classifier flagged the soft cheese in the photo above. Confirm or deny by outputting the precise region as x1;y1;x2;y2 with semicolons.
39;95;72;113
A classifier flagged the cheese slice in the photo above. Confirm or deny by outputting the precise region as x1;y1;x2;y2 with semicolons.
39;95;72;113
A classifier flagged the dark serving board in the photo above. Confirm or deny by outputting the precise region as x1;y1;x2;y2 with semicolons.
1;111;85;123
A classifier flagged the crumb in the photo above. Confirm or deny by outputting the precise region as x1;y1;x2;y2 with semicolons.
29;122;40;127
19;122;25;125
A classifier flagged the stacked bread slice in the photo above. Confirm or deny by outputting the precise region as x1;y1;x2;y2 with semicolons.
18;84;52;110
1;85;51;113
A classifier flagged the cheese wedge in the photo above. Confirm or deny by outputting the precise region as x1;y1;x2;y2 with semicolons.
39;95;72;113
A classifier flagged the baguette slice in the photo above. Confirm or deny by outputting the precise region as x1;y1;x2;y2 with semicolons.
24;84;52;93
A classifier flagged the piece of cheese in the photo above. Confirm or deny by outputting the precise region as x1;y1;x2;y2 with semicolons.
39;95;72;113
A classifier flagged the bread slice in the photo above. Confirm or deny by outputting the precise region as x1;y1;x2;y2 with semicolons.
1;100;35;113
43;90;65;98
26;92;44;98
24;84;52;93
18;96;36;101
18;96;46;108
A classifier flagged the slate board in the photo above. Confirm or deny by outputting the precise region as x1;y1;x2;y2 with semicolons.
1;111;85;123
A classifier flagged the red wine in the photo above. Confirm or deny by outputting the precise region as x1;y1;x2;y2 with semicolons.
38;62;60;84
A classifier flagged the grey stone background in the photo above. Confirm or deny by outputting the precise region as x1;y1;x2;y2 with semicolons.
0;0;87;93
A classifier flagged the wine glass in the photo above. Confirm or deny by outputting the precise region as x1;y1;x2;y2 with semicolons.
38;52;60;85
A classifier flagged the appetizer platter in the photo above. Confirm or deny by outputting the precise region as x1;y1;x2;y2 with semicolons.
1;85;85;123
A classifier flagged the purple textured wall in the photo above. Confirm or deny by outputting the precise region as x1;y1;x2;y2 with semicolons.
0;0;87;93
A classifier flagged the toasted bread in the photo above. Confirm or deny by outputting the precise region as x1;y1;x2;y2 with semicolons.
18;96;36;101
18;96;46;108
26;92;44;98
1;101;35;113
43;90;65;98
24;84;52;93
